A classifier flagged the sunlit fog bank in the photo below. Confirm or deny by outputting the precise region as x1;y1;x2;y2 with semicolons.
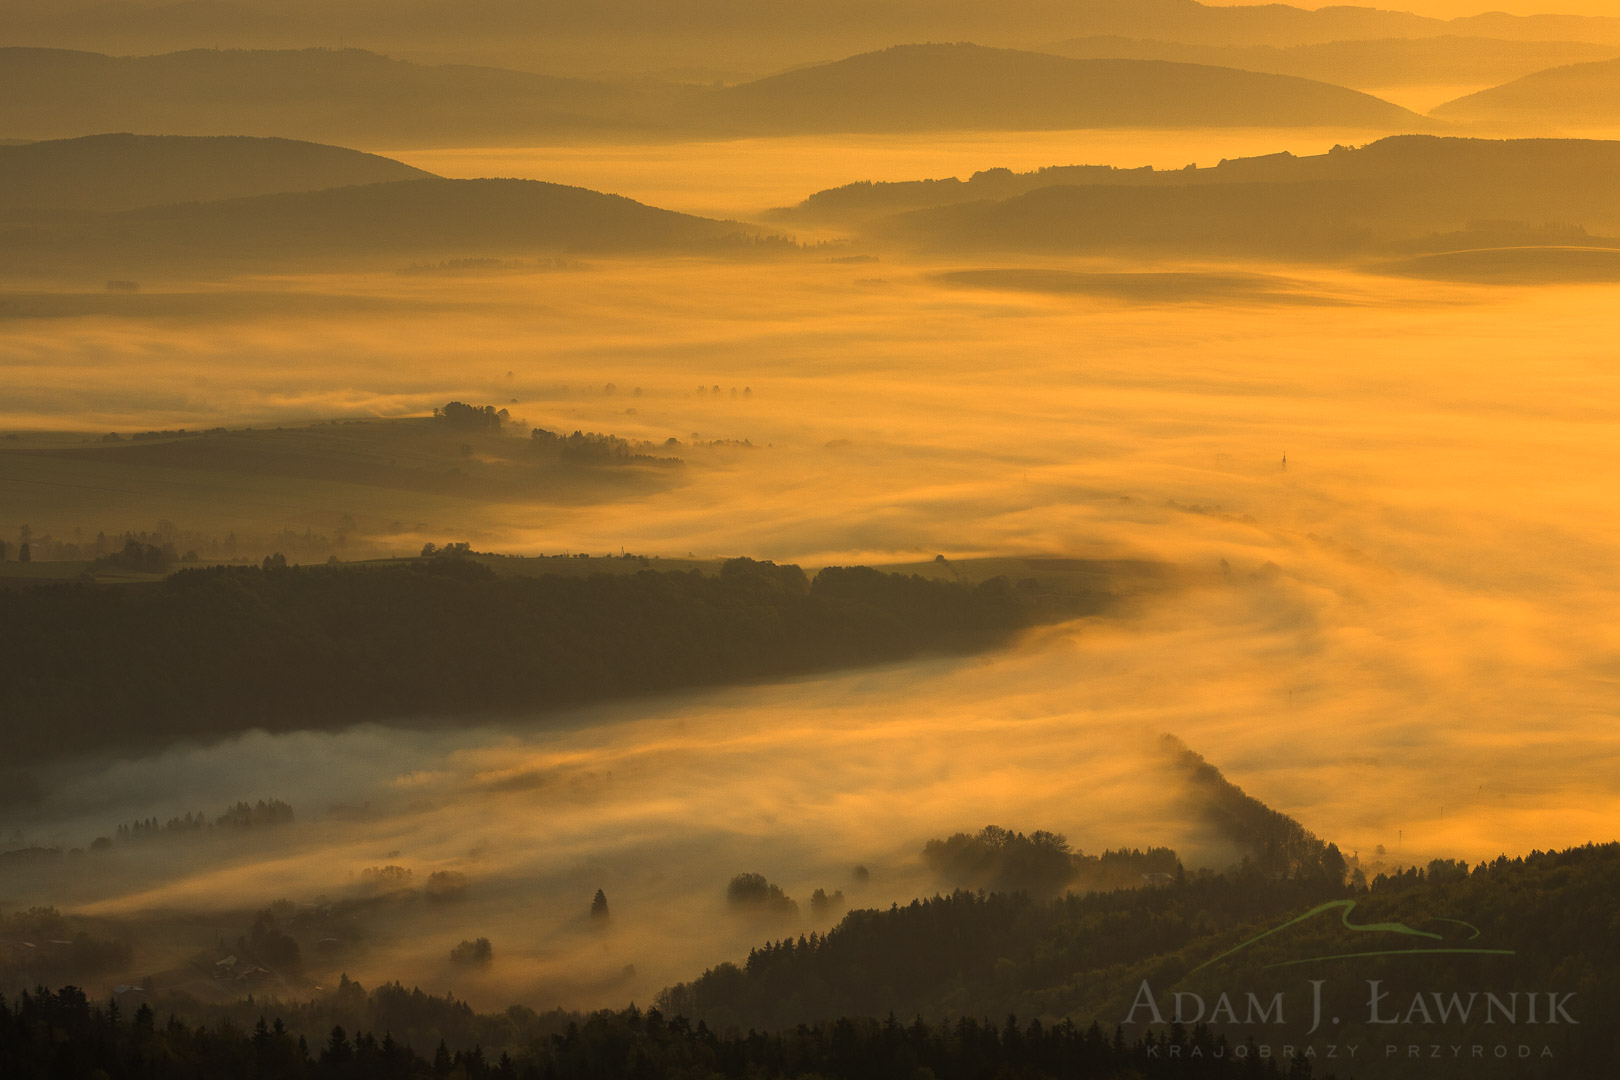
4;245;1619;1008
5;555;1617;1009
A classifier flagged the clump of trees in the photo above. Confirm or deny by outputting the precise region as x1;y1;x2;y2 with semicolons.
115;799;294;843
590;889;610;920
529;427;681;466
809;887;845;915
420;541;482;559
93;538;176;574
449;938;493;966
924;826;1081;897
922;826;1180;898
425;871;469;903
726;873;798;917
434;402;508;431
358;866;413;894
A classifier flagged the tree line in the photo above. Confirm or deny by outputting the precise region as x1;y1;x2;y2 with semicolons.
656;841;1620;1068
0;558;1041;765
0;984;1325;1080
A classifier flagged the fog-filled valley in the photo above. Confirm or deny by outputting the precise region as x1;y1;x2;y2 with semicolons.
4;2;1620;1077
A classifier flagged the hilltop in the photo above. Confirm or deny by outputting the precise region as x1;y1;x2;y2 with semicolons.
0;133;433;213
703;43;1427;134
1434;57;1620;129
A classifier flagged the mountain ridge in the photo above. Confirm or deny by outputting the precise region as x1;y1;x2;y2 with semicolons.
0;42;1433;145
708;43;1430;133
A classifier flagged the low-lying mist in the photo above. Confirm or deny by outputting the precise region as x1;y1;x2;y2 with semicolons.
4;230;1619;1012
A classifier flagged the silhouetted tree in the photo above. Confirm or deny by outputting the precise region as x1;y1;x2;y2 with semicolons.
449;938;493;966
727;873;798;916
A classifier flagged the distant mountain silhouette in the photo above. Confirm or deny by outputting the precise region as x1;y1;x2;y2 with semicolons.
5;1;1620;72
1041;35;1619;92
0;46;666;146
0;134;433;213
1433;58;1620;129
1;42;1430;145
864;136;1620;258
701;43;1428;134
2;179;774;273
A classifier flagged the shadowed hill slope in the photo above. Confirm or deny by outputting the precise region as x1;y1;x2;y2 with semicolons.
705;43;1428;133
0;42;1429;146
0;133;434;213
1433;57;1620;129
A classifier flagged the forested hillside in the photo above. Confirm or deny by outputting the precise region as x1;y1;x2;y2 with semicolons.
6;842;1615;1077
0;558;1067;764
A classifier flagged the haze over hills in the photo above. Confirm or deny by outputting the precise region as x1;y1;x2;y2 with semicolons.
1;178;774;273
0;133;434;213
704;43;1430;133
0;46;666;146
1433;56;1620;127
0;42;1434;146
1041;35;1620;92
853;136;1620;258
4;0;1620;75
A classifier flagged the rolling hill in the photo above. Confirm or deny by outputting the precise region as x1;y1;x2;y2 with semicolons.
702;43;1429;133
0;42;1432;145
0;178;776;274
1433;57;1620;129
0;133;433;213
859;136;1620;259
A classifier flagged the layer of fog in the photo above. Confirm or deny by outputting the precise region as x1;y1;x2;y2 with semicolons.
379;128;1410;222
4;215;1619;1009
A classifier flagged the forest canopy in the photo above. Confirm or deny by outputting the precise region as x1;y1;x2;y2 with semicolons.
0;558;1049;765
